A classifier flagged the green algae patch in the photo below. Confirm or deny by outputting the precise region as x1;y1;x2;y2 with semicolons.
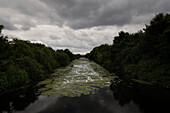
37;58;114;97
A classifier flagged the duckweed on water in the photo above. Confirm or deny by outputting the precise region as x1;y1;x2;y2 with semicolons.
37;58;116;97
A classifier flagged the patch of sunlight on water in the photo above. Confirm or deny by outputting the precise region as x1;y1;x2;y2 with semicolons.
37;58;115;97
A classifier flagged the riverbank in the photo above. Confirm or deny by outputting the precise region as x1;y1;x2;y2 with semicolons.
0;58;114;112
86;13;170;88
0;26;81;92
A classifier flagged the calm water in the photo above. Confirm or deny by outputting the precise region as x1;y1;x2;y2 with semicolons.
0;58;170;113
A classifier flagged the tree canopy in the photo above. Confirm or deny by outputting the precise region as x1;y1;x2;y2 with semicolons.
0;27;77;91
87;13;170;88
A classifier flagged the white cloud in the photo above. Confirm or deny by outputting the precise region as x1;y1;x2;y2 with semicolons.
3;24;144;54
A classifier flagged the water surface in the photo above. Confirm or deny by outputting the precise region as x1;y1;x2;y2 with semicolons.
0;58;170;113
37;58;112;97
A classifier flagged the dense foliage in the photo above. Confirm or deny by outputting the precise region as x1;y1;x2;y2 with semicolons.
0;27;77;90
87;13;170;87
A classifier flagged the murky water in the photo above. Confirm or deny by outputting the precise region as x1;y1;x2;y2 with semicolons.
0;58;170;113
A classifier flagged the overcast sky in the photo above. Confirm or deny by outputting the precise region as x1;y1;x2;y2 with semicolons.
1;0;170;54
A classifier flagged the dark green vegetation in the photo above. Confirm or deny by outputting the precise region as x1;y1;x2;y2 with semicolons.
0;26;79;91
87;13;170;88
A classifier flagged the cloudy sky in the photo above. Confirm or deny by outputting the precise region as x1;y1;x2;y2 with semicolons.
1;0;170;54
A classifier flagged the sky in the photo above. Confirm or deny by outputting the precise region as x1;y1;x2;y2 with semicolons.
1;0;170;54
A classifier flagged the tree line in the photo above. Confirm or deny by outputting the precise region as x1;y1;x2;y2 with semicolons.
0;26;79;91
86;13;170;88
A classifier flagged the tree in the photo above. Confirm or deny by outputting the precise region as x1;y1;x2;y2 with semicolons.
0;25;4;34
87;13;170;87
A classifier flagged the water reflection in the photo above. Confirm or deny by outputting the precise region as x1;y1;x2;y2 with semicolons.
12;87;141;113
111;82;170;113
1;58;170;113
37;87;142;113
0;85;39;113
1;81;170;113
15;95;60;113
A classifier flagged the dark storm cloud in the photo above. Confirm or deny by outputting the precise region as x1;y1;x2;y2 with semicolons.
0;0;59;30
1;0;170;30
40;0;170;29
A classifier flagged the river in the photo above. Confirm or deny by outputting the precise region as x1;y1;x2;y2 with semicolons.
0;58;170;113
